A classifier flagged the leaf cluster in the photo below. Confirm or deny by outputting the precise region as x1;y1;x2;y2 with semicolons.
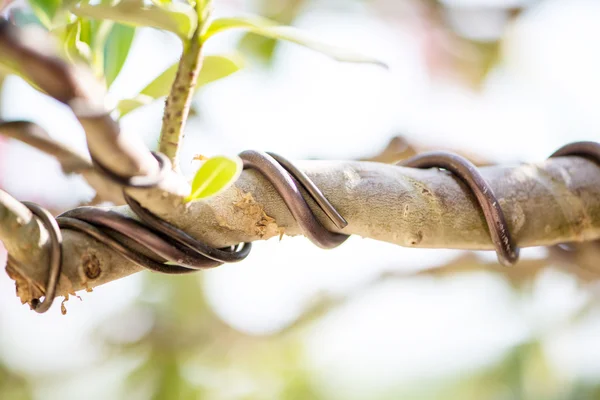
7;0;384;201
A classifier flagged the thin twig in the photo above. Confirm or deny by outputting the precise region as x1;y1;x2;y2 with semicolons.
362;135;492;166
0;120;126;204
158;4;206;171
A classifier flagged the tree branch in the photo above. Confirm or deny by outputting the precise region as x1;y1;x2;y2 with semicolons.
3;155;600;307
363;135;492;166
0;20;190;212
0;120;126;204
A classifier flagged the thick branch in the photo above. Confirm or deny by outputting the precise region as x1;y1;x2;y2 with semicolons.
4;155;600;307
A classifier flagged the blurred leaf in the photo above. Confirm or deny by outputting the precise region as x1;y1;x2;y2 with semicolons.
116;94;154;116
0;363;32;400
239;33;279;66
78;17;94;47
117;54;243;117
238;0;305;66
103;23;136;86
29;0;61;29
185;155;243;202
72;0;198;40
203;16;387;67
143;54;243;98
126;350;200;400
62;20;92;64
152;355;198;400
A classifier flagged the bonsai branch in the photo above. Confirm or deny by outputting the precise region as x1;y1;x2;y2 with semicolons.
2;155;600;306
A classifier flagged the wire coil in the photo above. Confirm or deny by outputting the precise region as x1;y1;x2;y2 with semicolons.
398;152;519;266
25;150;350;312
9;142;600;313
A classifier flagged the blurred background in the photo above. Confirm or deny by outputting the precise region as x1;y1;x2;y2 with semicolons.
1;0;600;399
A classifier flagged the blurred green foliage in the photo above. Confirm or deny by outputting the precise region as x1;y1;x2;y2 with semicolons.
0;363;32;400
238;0;305;67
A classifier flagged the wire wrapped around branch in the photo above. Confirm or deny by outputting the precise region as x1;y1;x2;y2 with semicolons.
4;139;598;313
13;149;350;312
2;13;600;314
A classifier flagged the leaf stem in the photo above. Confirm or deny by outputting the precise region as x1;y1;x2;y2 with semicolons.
158;29;204;172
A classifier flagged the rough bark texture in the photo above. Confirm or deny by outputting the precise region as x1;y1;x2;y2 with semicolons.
3;155;600;305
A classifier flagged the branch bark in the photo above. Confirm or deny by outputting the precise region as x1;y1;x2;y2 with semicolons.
3;155;600;306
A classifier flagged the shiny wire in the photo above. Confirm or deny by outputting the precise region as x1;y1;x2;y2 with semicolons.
24;151;348;311
21;202;63;313
398;151;519;266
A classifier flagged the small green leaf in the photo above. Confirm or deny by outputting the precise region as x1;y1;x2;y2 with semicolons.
72;0;198;40
116;94;154;116
104;23;136;87
142;54;243;98
62;20;92;64
78;18;94;48
202;16;387;68
117;54;243;117
185;156;243;202
137;63;178;100
29;0;61;29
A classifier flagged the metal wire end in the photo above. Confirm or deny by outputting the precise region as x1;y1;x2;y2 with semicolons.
22;202;63;313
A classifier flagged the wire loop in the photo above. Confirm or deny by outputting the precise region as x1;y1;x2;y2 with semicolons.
22;202;63;313
399;151;519;266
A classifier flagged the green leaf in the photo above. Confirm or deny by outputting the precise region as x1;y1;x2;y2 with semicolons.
117;54;243;117
115;94;154;116
104;23;136;87
239;32;279;66
29;0;62;29
202;16;387;67
137;63;179;100
71;0;198;40
62;20;92;64
185;156;243;202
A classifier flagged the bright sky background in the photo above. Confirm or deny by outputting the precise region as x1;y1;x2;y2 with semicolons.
1;0;600;398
